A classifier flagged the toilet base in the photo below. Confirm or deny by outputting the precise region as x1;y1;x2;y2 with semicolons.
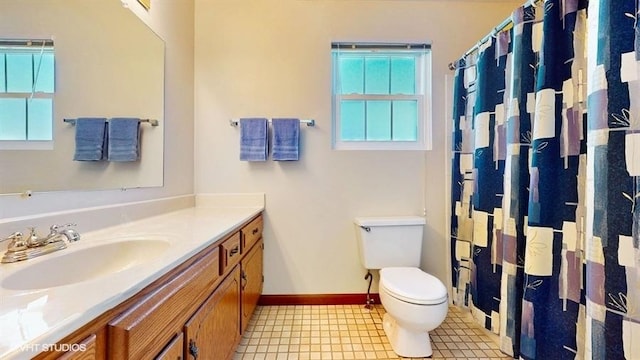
382;313;433;358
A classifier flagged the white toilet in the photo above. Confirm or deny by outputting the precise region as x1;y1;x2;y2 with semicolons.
354;216;448;358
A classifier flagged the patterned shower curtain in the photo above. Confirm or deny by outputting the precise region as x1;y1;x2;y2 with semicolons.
586;0;640;359
445;0;640;358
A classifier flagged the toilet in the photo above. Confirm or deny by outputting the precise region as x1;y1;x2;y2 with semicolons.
354;216;448;358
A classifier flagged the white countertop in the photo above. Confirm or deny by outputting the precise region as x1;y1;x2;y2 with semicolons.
0;205;263;359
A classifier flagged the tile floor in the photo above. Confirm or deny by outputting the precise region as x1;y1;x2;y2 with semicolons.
234;304;513;359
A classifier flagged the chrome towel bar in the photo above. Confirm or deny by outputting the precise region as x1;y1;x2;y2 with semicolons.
64;118;159;126
229;119;315;127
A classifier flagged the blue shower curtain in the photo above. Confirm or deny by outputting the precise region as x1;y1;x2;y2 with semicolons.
586;0;640;358
445;0;640;358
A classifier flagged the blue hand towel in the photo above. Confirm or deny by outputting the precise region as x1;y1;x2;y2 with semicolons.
240;118;268;161
271;118;300;161
73;118;107;161
107;117;140;162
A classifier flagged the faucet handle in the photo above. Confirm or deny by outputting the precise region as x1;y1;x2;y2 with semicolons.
64;228;81;242
49;224;60;234
2;232;23;243
4;232;27;252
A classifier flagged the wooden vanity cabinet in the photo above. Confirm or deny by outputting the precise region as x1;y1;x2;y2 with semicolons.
32;213;263;360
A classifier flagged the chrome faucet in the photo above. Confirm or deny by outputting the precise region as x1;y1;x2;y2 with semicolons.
1;224;80;263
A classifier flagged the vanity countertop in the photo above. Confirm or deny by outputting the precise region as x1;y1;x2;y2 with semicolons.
0;205;263;360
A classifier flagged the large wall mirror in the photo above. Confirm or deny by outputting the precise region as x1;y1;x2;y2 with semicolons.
0;0;164;194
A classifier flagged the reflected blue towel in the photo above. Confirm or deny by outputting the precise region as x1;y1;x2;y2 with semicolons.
107;117;140;162
240;118;268;161
272;118;300;161
73;118;107;161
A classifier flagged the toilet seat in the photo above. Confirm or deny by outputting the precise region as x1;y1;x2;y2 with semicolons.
380;267;447;305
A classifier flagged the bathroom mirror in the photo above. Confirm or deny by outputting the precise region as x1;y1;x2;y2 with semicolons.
0;0;164;194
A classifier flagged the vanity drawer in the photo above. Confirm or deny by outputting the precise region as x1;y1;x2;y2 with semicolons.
241;215;263;252
108;246;220;360
221;232;241;274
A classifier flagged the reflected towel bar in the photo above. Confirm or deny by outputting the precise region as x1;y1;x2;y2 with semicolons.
229;119;315;127
64;118;159;126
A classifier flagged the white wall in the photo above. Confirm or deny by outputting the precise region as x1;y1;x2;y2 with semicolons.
0;0;195;220
194;0;519;295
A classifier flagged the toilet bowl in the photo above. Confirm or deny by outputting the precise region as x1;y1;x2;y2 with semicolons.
378;267;448;358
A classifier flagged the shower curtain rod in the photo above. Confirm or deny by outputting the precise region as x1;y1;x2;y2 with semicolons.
448;0;542;70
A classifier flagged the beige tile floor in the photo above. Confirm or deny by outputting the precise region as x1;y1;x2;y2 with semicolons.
234;304;513;359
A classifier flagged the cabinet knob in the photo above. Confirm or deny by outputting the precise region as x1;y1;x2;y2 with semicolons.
252;228;259;235
189;339;199;359
241;270;248;289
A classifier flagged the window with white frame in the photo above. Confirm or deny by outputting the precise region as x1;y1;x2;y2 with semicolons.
0;39;55;149
331;42;431;150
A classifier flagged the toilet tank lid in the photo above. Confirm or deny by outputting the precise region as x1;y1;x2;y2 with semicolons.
354;216;426;227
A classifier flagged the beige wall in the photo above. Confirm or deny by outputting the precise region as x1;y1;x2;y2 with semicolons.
0;0;194;218
194;0;520;294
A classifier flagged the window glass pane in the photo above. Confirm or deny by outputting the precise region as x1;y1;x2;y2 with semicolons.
366;101;391;140
340;100;365;141
391;57;415;94
34;53;55;93
392;100;418;141
365;57;390;94
0;98;27;140
339;57;364;94
27;98;53;140
0;55;5;92
6;53;33;93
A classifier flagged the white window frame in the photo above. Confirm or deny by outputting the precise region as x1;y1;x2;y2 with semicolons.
0;39;55;150
331;43;432;151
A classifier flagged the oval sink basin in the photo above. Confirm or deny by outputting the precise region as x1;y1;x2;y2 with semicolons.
1;239;170;291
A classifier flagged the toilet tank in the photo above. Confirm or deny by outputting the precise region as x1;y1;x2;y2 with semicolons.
354;216;426;269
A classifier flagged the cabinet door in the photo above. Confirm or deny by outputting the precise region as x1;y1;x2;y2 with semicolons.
155;333;183;360
241;239;263;333
184;266;241;360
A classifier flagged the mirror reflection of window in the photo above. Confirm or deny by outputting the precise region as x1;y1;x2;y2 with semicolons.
0;39;55;142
